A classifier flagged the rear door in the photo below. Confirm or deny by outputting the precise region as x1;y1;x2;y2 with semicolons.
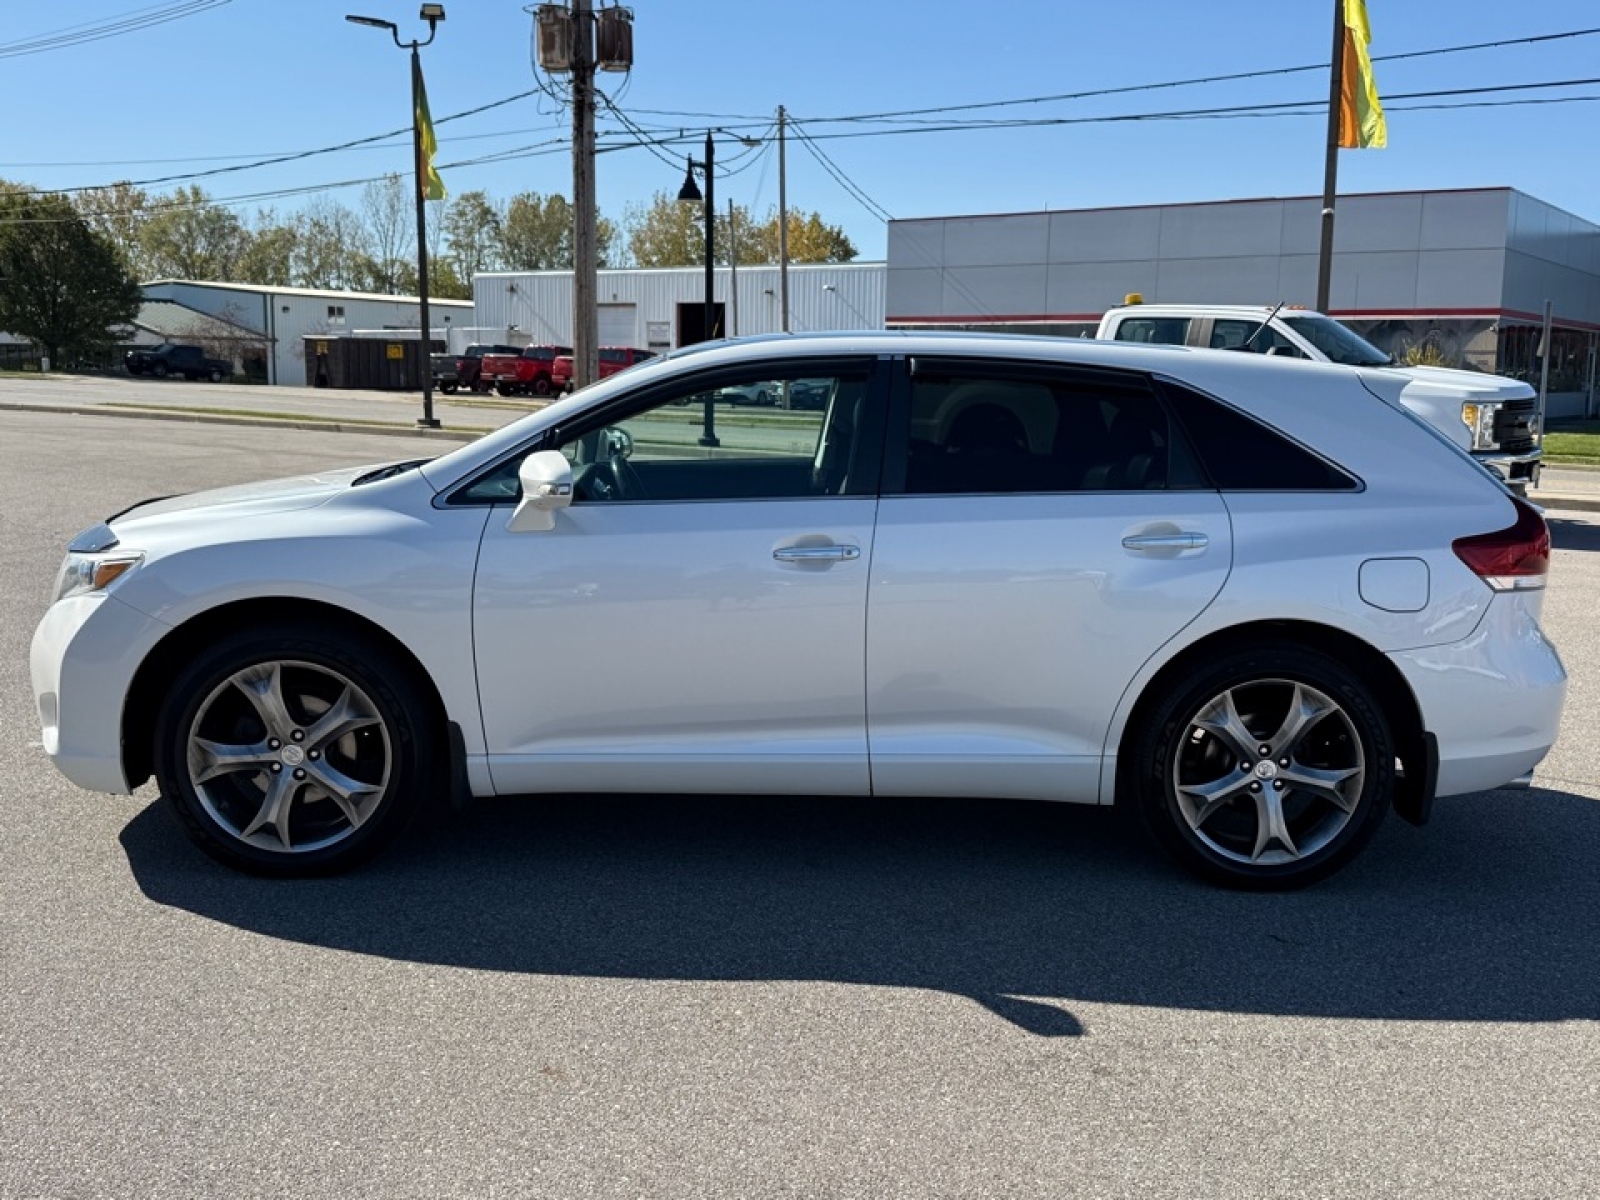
865;356;1232;803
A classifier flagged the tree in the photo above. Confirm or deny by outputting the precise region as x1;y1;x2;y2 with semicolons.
0;190;142;367
501;190;617;270
359;174;412;294
73;181;154;279
290;198;368;290
235;211;297;286
140;185;249;280
441;189;502;281
623;191;714;267
749;210;857;263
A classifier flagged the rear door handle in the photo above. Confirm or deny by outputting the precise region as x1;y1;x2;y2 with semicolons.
1122;532;1209;552
774;544;861;563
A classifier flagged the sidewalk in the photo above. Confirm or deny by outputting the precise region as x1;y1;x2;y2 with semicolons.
3;371;1599;512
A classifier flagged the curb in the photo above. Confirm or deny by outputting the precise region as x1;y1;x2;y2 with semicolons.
0;401;485;440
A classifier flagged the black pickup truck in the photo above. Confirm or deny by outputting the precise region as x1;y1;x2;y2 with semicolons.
125;343;232;381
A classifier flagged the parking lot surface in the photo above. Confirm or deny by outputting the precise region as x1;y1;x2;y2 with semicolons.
2;409;1597;1199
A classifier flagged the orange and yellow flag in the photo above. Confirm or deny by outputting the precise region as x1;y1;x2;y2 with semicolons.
1338;0;1387;148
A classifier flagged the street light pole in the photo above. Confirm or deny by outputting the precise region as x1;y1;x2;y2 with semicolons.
678;132;718;446
346;5;445;428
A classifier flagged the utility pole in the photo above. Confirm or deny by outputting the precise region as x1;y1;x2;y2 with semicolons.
1315;0;1346;314
778;105;790;333
571;0;598;389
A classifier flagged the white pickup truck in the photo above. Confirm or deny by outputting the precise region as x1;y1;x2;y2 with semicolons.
1096;302;1542;493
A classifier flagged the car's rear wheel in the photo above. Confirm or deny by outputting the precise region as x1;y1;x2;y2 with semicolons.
208;368;224;382
532;377;552;396
153;625;436;876
1130;645;1392;889
496;383;513;397
152;362;168;378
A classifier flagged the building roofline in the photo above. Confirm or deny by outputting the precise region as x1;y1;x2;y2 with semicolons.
141;279;475;305
474;261;886;280
888;187;1527;227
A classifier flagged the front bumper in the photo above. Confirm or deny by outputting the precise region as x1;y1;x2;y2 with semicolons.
1477;450;1541;488
30;592;169;795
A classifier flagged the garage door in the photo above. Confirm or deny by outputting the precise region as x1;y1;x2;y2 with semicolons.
599;303;637;348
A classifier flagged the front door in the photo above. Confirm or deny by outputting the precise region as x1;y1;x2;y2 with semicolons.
472;357;889;796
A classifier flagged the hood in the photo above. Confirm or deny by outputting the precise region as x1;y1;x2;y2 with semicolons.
110;461;419;526
1388;365;1536;402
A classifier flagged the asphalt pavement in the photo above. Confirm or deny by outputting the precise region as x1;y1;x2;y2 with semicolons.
1;407;1597;1199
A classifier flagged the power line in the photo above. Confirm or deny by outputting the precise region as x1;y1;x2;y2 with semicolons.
787;121;892;224
0;0;231;59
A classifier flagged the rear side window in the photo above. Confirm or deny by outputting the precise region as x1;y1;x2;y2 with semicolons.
898;362;1205;495
1112;317;1190;346
1158;380;1358;491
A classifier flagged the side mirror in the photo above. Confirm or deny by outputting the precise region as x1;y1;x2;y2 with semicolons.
507;450;573;532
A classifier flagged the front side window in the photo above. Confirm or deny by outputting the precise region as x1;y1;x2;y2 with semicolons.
899;365;1198;495
454;365;878;505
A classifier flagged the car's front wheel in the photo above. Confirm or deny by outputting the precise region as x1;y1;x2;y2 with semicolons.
1130;644;1392;889
153;625;436;876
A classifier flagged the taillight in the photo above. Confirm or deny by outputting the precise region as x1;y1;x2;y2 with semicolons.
1452;495;1550;590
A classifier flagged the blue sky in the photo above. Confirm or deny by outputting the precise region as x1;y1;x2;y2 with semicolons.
6;1;1600;260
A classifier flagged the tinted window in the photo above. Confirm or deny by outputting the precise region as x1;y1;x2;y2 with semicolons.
900;367;1200;494
1158;380;1358;491
1112;317;1191;346
455;367;877;504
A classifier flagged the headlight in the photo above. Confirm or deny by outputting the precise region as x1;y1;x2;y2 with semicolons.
1460;401;1500;451
53;552;142;603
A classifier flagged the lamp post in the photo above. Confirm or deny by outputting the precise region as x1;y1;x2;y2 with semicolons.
677;131;718;446
346;4;446;429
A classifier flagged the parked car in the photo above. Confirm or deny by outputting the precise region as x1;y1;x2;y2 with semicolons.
430;353;459;394
1096;302;1543;493
479;344;572;397
551;346;657;392
124;343;231;382
454;343;524;393
31;332;1564;888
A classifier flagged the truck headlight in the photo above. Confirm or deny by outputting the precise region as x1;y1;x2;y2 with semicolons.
53;552;142;603
1460;401;1500;451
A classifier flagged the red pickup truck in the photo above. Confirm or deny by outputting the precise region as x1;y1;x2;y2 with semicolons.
478;344;572;396
551;346;657;392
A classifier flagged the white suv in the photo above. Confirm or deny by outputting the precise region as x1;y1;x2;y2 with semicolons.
31;332;1566;888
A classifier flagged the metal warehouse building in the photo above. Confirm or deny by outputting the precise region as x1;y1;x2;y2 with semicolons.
887;187;1600;416
140;281;474;387
471;261;886;353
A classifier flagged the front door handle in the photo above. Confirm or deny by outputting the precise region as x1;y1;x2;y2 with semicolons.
774;544;861;563
1122;532;1209;552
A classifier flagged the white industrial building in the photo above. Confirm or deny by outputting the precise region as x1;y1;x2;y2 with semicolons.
140;280;474;387
886;187;1600;416
470;262;886;352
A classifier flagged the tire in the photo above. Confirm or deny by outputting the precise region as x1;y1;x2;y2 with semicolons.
152;623;438;877
532;377;552;396
208;368;224;383
439;381;457;394
152;362;169;378
496;383;513;397
1128;644;1392;890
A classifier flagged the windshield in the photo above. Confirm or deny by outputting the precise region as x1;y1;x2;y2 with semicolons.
1282;315;1392;367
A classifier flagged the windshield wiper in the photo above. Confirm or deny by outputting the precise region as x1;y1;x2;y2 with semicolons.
352;459;430;486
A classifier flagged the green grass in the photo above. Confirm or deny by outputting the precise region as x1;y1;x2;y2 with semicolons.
1543;421;1600;465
